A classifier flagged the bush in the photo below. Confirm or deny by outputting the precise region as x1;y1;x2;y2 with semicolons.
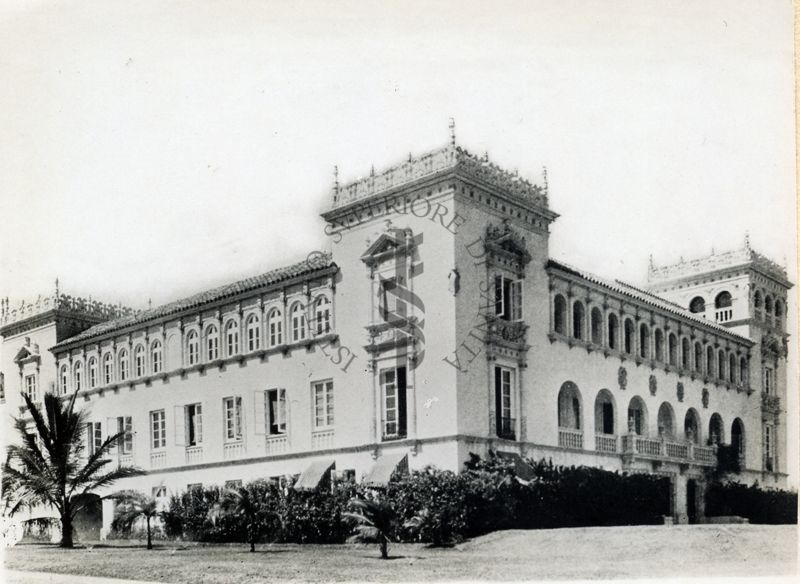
705;481;797;524
279;480;358;543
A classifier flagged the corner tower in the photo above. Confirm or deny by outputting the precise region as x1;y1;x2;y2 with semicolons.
646;239;793;480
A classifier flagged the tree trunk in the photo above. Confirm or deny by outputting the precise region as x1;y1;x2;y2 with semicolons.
250;540;255;553
60;512;74;548
379;537;388;560
146;517;152;550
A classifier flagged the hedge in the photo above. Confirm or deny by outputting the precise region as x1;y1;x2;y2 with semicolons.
705;481;797;524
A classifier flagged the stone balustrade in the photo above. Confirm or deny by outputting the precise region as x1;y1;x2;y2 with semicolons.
0;292;137;327
558;427;583;449
622;433;717;466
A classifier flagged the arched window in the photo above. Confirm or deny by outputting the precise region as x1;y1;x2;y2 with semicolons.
717;350;726;381
689;296;706;314
268;308;283;347
206;325;219;361
731;418;745;457
714;291;732;309
706;345;715;377
694;342;704;374
607;313;619;350
639;323;649;358
681;337;691;369
59;364;69;395
134;345;145;377
668;333;677;366
775;300;784;325
118;349;129;381
186;330;199;365
103;353;113;384
728;353;737;383
151;340;163;374
594;389;615;436
88;357;98;389
246;314;261;351
709;413;724;445
657;402;675;438
557;381;582;430
572;301;585;340
623;319;634;355
684;408;701;444
754;290;762;309
627;396;647;436
739;356;748;384
315;296;331;335
73;361;83;391
291;302;306;342
654;329;664;361
590;307;603;344
225;320;239;357
764;295;774;314
553;294;567;335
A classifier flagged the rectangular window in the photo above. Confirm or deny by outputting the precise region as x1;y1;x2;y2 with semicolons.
494;276;523;322
494;366;514;438
224;479;243;490
313;380;334;429
267;389;286;435
381;366;407;440
764;424;774;472
86;421;102;456
117;416;133;454
224;397;243;441
24;374;37;402
186;403;203;446
150;410;166;449
764;367;774;394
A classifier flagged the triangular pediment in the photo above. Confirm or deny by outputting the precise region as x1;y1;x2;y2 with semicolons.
13;345;39;364
485;222;531;263
361;232;406;262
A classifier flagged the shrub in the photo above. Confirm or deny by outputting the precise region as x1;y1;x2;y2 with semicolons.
279;480;357;543
705;481;797;524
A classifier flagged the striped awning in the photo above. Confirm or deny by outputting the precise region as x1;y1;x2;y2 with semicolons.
496;451;536;482
293;459;336;491
363;452;408;486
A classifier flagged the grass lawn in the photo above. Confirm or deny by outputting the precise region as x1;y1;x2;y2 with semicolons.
4;524;798;583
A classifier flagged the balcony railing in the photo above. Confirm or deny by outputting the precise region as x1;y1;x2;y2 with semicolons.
558;427;583;449
595;434;617;453
266;434;288;455
118;453;134;468
312;429;335;450
497;416;516;440
150;451;167;469
621;434;716;466
185;446;203;464
486;316;528;346
715;308;733;323
223;441;244;460
761;392;781;414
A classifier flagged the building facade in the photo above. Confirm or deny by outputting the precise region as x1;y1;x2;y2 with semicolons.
0;140;792;534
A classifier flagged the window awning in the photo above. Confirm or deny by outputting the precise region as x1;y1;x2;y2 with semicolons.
293;459;336;491
363;452;408;486
496;451;536;482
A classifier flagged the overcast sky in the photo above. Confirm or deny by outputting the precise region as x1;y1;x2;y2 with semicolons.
1;1;796;479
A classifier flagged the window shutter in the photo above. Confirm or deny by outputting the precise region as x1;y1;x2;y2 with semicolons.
196;404;204;444
106;417;118;456
85;423;92;456
278;389;287;433
253;391;266;436
397;367;407;438
494;367;502;434
174;405;186;447
494;275;504;317
511;280;522;321
124;417;134;454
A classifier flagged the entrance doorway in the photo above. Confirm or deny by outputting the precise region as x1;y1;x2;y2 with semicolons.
686;479;698;524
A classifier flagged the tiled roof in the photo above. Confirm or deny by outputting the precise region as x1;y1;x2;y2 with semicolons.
53;253;337;349
547;259;752;343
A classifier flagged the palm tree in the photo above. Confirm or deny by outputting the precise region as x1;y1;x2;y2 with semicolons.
1;390;144;548
344;496;396;559
209;480;276;552
110;490;160;549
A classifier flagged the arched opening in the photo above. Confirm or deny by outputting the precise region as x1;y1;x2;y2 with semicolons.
134;345;145;377
754;290;762;309
728;353;737;383
314;296;332;335
594;389;615;435
717;350;726;381
764;295;773;314
694;342;704;374
639;323;650;358
103;353;113;384
657;402;676;438
268;308;283;347
150;340;162;374
684;408;701;444
246;314;261;351
607;313;619;350
118;349;129;381
654;329;664;361
709;413;724;445
186;330;199;365
225;320;239;357
739;356;748;384
706;345;715;377
73;361;83;392
623;319;635;355
681;337;691;369
731;418;745;457
689;296;706;313
290;302;306;342
88;357;98;389
557;382;582;430
590;307;603;344
775;299;784;317
626;396;648;436
572;301;585;340
205;324;219;361
668;333;677;365
553;295;567;335
715;291;732;309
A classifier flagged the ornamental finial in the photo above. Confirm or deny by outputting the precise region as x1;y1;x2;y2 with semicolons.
744;231;751;251
648;254;655;270
54;277;59;298
542;166;549;195
448;117;456;146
